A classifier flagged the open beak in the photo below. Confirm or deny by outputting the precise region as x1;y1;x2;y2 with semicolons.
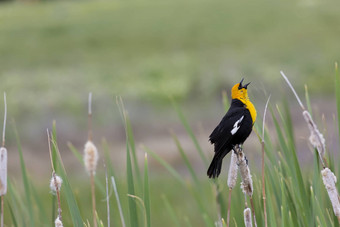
243;82;251;89
238;78;244;89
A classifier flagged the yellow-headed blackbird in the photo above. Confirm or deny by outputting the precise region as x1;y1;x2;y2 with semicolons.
207;79;257;178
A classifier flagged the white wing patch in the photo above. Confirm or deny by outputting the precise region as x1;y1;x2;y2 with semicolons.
231;116;244;135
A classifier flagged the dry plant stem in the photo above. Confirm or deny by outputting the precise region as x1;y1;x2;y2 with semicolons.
0;92;7;227
280;71;305;110
2;93;6;147
261;140;267;227
281;72;328;167
1;196;3;227
261;95;270;227
227;150;238;227
105;165;110;227
227;188;232;227
53;171;62;221
91;172;97;227
47;130;62;221
249;197;257;227
302;111;328;168
88;92;93;141
215;184;222;227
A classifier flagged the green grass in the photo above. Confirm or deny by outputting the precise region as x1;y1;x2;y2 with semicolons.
3;77;340;226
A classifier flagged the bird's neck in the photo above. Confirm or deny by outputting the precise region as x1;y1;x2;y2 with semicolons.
234;98;257;124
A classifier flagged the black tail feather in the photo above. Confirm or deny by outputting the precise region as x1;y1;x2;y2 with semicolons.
207;155;223;178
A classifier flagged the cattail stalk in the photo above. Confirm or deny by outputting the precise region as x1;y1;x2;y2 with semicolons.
0;93;7;227
281;71;328;167
261;95;270;227
236;147;257;226
321;168;340;222
244;207;252;227
47;129;63;224
85;92;98;227
302;110;327;167
226;151;238;227
237;148;253;197
55;217;63;227
105;163;110;227
280;71;340;222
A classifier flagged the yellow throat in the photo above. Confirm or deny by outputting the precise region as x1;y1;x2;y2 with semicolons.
231;83;257;124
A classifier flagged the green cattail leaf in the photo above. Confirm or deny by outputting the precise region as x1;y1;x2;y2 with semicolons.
126;117;142;189
6;202;18;227
126;144;139;227
335;62;340;145
162;195;181;227
144;154;151;227
67;142;83;164
116;96;142;192
7;180;26;226
172;133;200;188
116;96;139;227
171;99;208;166
144;146;185;186
305;85;313;117
51;132;84;227
12;122;34;227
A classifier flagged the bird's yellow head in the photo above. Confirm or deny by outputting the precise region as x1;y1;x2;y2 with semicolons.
231;78;250;103
231;78;257;124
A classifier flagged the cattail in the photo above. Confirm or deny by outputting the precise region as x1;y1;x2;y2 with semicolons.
321;168;340;218
0;148;7;196
303;110;326;162
55;217;63;227
237;151;253;196
227;150;239;227
84;141;99;175
50;174;62;193
244;208;252;227
227;151;238;189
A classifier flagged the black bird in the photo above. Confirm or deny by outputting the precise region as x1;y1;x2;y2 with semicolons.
207;79;257;178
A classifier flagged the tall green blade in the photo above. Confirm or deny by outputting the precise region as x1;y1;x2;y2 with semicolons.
162;195;181;227
116;96;139;227
126;144;139;227
144;146;185;186
12;123;34;227
172;99;208;166
172;133;200;187
51;133;84;226
144;154;151;227
335;62;340;145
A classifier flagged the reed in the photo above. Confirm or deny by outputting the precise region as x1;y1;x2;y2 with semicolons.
0;93;7;227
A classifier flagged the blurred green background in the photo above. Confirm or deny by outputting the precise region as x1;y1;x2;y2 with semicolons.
0;0;339;225
0;0;339;187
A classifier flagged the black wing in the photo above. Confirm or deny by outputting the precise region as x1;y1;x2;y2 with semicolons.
209;106;248;154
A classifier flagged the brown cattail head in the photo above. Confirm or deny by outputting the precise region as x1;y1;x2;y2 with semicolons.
227;151;238;189
0;147;7;196
84;141;99;175
55;217;63;227
50;174;63;193
303;111;326;159
237;151;253;196
321;168;340;217
244;208;253;227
